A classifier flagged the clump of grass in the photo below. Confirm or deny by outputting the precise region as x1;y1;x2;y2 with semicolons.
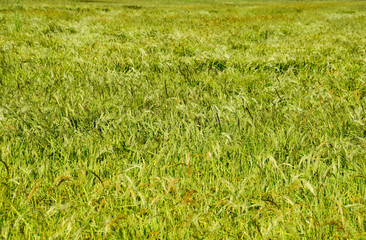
14;11;21;32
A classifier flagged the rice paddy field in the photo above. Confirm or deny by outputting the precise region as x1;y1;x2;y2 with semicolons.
0;0;366;238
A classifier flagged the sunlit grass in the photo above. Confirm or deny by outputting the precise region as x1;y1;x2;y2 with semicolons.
0;0;366;238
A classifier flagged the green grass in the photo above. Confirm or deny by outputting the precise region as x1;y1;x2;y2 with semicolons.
0;0;366;238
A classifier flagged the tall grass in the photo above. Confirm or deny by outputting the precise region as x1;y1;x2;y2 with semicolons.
0;0;365;238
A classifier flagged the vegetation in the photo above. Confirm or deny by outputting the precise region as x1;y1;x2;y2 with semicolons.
0;0;365;238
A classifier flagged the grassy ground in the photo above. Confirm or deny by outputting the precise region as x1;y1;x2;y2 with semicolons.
0;0;366;238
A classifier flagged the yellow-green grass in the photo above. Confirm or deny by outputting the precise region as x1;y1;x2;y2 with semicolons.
0;0;366;238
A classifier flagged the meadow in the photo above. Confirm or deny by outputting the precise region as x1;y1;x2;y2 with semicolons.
0;0;366;238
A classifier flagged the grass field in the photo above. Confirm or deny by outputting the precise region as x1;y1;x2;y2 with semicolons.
0;0;366;238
